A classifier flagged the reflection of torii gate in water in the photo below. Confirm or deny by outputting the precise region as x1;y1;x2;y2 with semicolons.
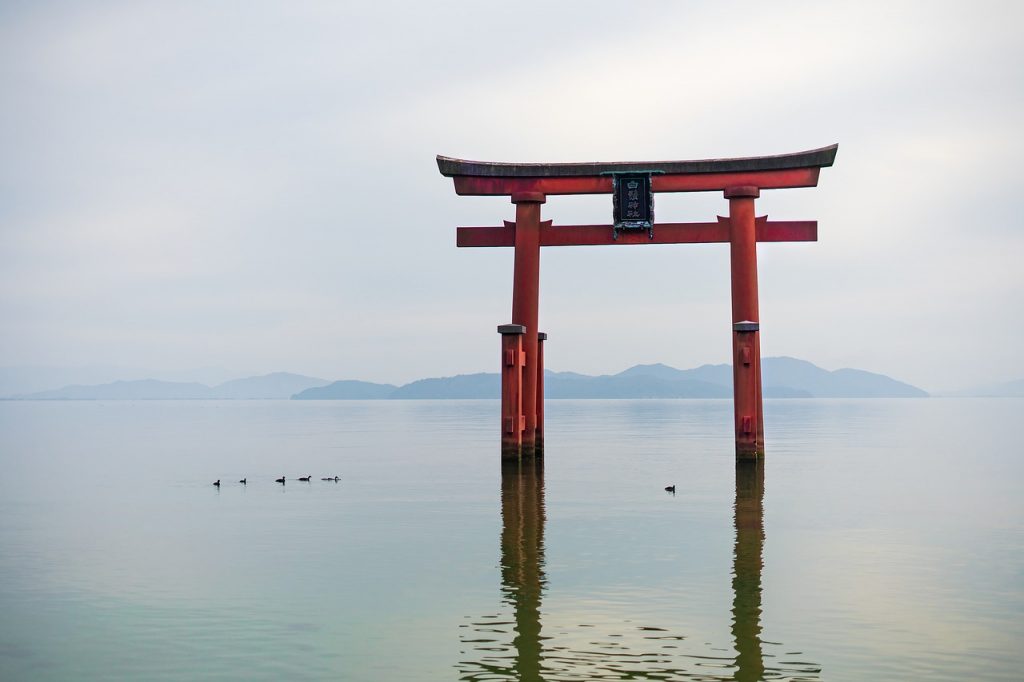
457;459;823;680
437;144;837;461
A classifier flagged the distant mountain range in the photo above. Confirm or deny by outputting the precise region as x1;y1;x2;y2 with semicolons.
0;364;247;397
3;359;934;400
293;357;927;400
5;362;1019;401
11;372;330;400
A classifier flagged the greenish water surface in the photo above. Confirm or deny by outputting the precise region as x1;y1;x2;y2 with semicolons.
0;398;1020;680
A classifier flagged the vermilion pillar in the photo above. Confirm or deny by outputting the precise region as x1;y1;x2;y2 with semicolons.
726;186;765;460
511;192;544;456
536;332;546;454
498;324;526;460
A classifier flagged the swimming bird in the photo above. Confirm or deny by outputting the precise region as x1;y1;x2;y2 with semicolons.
275;476;285;484
213;479;220;487
321;476;339;482
664;484;675;493
298;475;311;482
239;478;247;485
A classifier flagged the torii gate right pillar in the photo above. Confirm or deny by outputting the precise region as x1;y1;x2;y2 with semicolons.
726;185;765;460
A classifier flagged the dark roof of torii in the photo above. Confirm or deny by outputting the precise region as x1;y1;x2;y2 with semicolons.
437;144;838;178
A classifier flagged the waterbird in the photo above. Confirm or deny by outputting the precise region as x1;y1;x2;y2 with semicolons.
239;478;246;485
213;479;220;487
275;476;285;484
321;476;340;482
664;484;675;494
298;475;311;482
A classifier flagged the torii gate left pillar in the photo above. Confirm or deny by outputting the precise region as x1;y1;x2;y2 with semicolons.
510;192;544;458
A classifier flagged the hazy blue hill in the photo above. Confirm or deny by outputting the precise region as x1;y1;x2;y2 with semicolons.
682;363;737;386
289;357;927;400
16;379;212;400
211;372;330;399
15;373;334;400
761;357;927;397
613;358;918;398
389;371;732;400
616;360;811;396
390;373;497;399
615;363;691;381
9;358;927;400
547;374;730;398
762;357;828;389
544;369;597;381
0;365;245;397
827;367;928;397
292;380;397;400
1;365;141;397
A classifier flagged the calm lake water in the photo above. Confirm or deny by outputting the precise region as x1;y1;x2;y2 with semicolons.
0;398;1021;680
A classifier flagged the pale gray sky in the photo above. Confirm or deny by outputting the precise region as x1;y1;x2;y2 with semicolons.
1;0;1021;392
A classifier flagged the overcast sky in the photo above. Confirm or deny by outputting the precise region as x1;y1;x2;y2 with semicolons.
1;1;1021;392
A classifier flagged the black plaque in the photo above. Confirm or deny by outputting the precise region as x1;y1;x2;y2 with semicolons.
612;173;653;239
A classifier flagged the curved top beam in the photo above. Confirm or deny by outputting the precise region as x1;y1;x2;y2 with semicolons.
437;144;837;178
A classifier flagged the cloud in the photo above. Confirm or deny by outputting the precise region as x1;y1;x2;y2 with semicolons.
0;1;1021;388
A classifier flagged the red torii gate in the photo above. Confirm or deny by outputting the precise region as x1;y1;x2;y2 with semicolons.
437;144;838;462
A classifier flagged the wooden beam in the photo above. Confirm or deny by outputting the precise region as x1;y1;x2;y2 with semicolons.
451;167;823;196
456;218;817;248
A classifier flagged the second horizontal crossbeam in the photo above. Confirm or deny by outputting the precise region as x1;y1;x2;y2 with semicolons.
456;217;817;247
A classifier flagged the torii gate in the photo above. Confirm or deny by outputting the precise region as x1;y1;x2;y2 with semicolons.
437;144;837;462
